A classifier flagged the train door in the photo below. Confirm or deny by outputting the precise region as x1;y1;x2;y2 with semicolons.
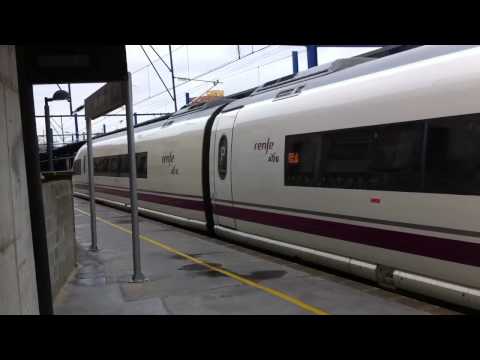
211;111;238;229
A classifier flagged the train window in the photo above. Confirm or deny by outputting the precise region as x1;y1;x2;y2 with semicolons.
93;158;100;174
285;133;322;186
285;121;423;191
285;113;480;195
109;157;120;177
136;152;148;179
218;135;228;180
425;115;480;195
93;157;107;176
101;157;110;176
119;155;130;177
73;159;81;175
93;153;148;178
94;157;103;175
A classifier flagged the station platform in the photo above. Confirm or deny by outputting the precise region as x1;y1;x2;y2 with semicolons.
54;198;461;315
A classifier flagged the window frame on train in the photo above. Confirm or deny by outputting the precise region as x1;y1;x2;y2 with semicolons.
92;152;148;179
284;113;480;196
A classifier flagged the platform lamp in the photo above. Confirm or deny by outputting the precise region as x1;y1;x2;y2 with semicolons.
44;89;71;171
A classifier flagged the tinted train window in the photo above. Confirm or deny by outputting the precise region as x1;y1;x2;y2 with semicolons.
218;135;228;180
92;153;148;178
285;133;322;186
73;159;81;175
285;121;424;191
119;155;130;177
93;158;101;174
109;157;120;176
136;152;148;178
425;115;480;195
94;157;108;176
100;158;109;176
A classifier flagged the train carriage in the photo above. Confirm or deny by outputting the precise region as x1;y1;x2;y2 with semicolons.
73;45;480;310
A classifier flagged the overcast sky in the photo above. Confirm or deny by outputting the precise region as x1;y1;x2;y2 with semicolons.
33;45;378;144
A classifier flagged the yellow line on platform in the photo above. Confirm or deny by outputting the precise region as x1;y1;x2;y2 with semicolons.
74;207;329;315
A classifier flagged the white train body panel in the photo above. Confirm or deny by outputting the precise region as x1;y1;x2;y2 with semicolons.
73;114;209;226
73;46;480;310
220;46;480;290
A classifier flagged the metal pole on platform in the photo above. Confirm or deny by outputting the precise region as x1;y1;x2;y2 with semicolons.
74;113;79;142
125;72;145;282
44;99;54;171
68;83;73;115
60;116;65;144
86;115;98;252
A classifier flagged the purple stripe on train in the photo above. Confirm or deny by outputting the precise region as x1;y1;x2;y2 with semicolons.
75;182;480;267
213;203;480;268
75;183;205;211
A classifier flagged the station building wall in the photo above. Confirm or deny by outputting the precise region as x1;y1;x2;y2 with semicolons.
0;45;39;314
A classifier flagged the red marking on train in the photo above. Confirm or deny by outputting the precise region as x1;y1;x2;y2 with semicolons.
370;198;381;204
288;152;300;164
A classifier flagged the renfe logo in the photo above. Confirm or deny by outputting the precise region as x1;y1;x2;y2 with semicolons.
161;152;179;174
161;152;175;165
254;138;274;154
254;138;279;163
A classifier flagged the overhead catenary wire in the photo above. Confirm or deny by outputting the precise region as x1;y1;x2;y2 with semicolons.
167;46;302;97
178;45;272;85
149;45;171;72
208;48;304;83
119;45;273;114
107;45;293;117
133;46;301;114
134;45;377;112
131;45;185;74
139;45;175;102
175;76;221;85
132;45;272;107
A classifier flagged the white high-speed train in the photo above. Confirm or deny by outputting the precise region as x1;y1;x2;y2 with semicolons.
73;45;480;311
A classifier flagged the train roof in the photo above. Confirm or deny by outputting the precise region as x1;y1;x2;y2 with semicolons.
90;45;478;145
91;98;237;144
91;113;172;142
220;45;479;113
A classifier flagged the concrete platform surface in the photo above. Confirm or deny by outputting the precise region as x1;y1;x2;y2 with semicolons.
53;198;461;315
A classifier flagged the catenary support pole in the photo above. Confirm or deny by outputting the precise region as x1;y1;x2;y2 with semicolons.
169;45;178;112
125;72;145;282
86;115;98;251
